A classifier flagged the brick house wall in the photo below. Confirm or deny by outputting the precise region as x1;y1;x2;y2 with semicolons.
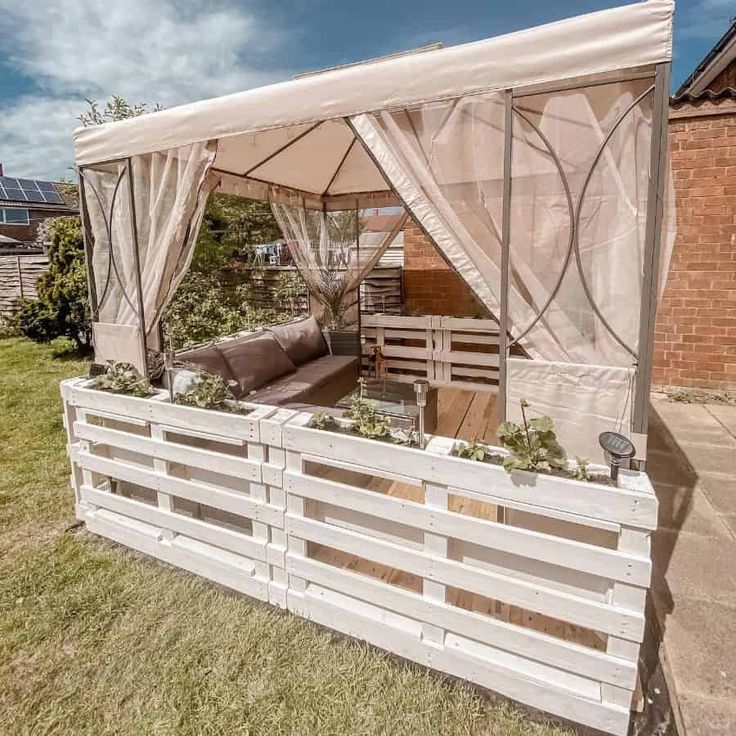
0;205;77;245
402;220;490;317
651;99;736;391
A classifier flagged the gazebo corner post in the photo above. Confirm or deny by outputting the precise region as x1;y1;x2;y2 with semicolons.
632;61;671;441
125;156;149;377
77;167;99;336
498;88;514;423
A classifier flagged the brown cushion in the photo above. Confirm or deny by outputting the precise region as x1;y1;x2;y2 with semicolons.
175;344;234;384
249;355;359;407
218;332;296;398
267;316;328;366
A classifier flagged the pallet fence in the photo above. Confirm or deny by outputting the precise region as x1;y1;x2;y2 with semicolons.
361;314;502;391
61;377;656;736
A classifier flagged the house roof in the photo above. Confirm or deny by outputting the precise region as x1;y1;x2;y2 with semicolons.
0;176;74;209
674;18;736;99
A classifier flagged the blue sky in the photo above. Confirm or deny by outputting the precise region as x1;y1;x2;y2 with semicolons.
0;0;732;181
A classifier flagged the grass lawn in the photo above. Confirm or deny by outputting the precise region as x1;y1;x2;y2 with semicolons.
0;336;572;736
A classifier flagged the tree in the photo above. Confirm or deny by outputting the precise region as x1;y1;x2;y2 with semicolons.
14;217;91;350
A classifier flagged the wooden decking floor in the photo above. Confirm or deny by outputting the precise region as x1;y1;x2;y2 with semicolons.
306;387;605;651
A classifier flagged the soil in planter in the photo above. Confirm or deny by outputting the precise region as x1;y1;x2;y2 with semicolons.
455;449;615;487
309;419;422;449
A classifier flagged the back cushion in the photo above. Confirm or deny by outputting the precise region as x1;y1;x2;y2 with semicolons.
219;332;296;398
268;316;328;366
176;344;234;384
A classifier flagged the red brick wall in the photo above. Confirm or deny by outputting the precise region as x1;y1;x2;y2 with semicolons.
402;220;490;317
652;103;736;390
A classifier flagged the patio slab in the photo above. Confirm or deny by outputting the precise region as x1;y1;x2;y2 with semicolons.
647;395;736;736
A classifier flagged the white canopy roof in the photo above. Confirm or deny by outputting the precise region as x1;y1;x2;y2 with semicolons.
74;0;674;177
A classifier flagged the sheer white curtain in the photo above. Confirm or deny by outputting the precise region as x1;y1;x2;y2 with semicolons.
271;193;406;327
83;141;217;368
350;93;579;362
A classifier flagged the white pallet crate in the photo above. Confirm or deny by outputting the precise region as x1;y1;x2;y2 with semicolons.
61;378;657;736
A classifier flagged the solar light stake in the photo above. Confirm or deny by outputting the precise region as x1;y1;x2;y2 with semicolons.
414;379;430;449
164;337;176;403
598;431;636;483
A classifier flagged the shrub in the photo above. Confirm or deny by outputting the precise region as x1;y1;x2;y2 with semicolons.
13;217;91;350
345;396;391;439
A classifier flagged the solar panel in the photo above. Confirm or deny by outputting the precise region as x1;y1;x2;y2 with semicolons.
0;176;65;205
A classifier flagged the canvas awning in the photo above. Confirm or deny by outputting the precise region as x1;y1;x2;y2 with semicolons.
74;0;673;177
75;0;675;460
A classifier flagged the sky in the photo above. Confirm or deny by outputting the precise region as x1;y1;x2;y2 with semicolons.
0;0;733;181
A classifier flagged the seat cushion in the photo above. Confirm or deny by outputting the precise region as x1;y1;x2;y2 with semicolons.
175;344;234;384
249;355;358;406
218;332;296;398
267;316;328;366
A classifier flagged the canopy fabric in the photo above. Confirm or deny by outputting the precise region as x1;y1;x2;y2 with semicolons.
83;141;216;365
73;1;673;168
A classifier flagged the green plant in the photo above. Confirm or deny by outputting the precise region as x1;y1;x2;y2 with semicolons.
571;457;590;482
173;372;247;414
89;361;152;397
458;438;488;462
13;217;91;350
498;400;566;474
345;396;391;440
310;411;335;430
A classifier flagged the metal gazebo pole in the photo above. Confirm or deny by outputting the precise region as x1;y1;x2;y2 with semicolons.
632;61;671;444
125;157;149;377
498;89;514;424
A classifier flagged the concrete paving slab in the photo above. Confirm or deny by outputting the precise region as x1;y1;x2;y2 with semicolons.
706;404;736;436
651;530;736;607
655;596;736;702
655;483;732;539
653;402;736;446
676;692;736;736
648;395;736;734
698;473;736;518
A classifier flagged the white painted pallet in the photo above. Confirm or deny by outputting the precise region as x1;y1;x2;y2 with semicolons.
60;378;657;736
361;314;500;391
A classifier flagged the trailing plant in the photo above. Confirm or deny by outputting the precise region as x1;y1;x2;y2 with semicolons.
458;438;489;462
571;457;590;482
391;427;420;447
310;411;335;430
345;395;391;440
173;372;248;414
498;400;566;474
89;361;152;397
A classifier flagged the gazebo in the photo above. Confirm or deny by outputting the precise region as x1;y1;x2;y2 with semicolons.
62;2;674;733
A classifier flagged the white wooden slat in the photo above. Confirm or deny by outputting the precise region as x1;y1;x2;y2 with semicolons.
74;421;261;482
439;316;500;332
301;454;421;486
81;485;266;561
437;350;500;368
285;471;651;586
66;384;265;442
289;588;630;736
80;408;150;427
362;344;429;361
77;451;282;527
288;554;635;688
450;366;497;379
282;423;658;530
362;314;432;329
82;507;269;600
448;332;500;345
286;515;645;641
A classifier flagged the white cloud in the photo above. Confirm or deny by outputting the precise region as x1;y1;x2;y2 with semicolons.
0;0;289;180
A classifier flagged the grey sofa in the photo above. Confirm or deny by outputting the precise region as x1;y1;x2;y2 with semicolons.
175;316;359;408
